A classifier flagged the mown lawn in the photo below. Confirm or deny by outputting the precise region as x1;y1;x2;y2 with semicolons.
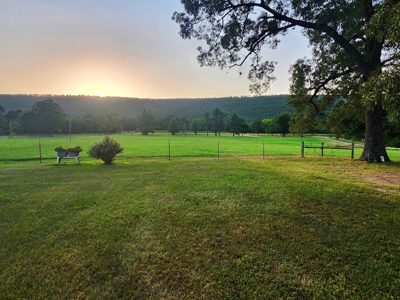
0;156;399;299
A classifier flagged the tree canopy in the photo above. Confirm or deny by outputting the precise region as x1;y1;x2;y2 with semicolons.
229;113;248;135
167;117;180;135
136;109;157;135
173;0;400;162
14;99;66;135
211;108;226;135
189;118;204;135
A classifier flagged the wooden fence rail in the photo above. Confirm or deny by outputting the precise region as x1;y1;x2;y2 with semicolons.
301;142;356;159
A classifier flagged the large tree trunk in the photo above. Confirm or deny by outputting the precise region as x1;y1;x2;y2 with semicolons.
359;104;390;162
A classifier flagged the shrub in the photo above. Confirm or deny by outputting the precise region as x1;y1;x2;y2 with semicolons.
88;136;123;164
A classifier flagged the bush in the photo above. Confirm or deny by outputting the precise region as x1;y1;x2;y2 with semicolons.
88;136;123;164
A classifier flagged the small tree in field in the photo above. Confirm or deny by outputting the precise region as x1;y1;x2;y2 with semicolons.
136;109;157;135
189;118;204;135
167;117;180;135
88;136;123;164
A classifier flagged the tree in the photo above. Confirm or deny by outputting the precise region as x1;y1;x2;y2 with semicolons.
189;118;204;135
15;111;39;134
229;114;241;136
34;99;67;134
136;109;157;135
250;119;265;135
100;112;124;134
5;110;21;135
0;105;6;134
173;0;400;162
240;121;249;136
229;114;247;136
384;115;400;148
120;117;136;131
271;112;291;137
261;118;273;135
167;117;180;135
211;108;225;136
203;112;211;136
24;99;66;135
181;117;188;135
325;104;365;140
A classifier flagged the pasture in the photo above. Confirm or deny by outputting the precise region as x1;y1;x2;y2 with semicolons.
3;133;400;161
1;135;400;299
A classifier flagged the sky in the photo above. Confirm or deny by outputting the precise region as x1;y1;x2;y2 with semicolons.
0;0;311;99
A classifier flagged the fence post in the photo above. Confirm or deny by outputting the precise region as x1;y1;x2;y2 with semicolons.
39;139;42;163
301;142;304;158
351;143;355;159
263;142;265;159
320;142;324;157
168;140;171;160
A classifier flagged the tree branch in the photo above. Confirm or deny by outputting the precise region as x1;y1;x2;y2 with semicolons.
222;0;372;77
307;68;356;116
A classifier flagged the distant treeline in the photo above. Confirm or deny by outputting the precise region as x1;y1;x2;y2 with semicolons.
0;94;292;121
2;97;400;148
0;98;292;136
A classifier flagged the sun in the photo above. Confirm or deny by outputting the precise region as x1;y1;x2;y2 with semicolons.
96;93;106;98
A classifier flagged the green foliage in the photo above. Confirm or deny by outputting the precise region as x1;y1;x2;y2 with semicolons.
229;113;248;135
70;113;124;134
13;99;67;135
326;103;365;140
54;146;68;152
249;119;265;134
261;118;273;135
384;115;400;147
189;118;204;135
87;136;123;164
32;99;67;134
68;146;83;153
120;117;136;131
0;94;292;122
173;0;400;162
271;112;291;136
361;65;400;116
167;117;180;135
211;108;225;135
136;109;157;135
203;111;211;135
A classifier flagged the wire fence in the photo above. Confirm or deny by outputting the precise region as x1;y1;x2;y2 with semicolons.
1;134;397;162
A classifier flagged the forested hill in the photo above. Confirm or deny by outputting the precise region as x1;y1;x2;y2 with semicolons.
0;94;291;121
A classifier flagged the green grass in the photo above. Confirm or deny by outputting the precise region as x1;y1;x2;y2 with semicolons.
1;133;400;161
1;157;400;299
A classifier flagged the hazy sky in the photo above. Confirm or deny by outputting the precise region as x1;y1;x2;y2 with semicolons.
0;0;311;98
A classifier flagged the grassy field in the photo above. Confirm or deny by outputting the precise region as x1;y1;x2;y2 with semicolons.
1;133;400;161
1;152;400;299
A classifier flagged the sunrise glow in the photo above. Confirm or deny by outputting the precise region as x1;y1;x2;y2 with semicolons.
0;1;311;99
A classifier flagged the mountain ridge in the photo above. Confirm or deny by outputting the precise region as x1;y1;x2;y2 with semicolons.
0;94;292;121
